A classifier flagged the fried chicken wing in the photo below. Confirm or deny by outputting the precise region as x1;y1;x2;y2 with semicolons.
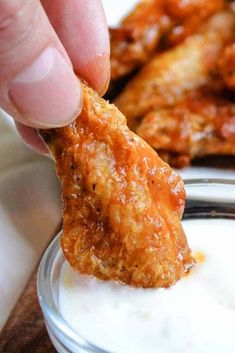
40;85;194;288
218;42;235;90
114;11;235;130
137;89;235;167
165;0;224;46
110;0;224;80
110;0;172;81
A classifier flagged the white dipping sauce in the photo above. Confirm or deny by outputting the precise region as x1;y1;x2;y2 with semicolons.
59;219;235;353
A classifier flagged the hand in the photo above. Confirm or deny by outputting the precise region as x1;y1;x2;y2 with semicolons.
0;0;110;153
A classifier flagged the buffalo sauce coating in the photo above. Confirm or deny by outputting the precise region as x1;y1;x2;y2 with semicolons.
40;85;194;288
137;88;235;168
218;42;235;90
114;11;235;130
110;0;172;80
110;0;224;80
165;0;224;46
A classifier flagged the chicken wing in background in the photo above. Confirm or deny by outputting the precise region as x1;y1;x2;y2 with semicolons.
40;85;194;288
110;0;172;81
110;0;224;81
137;89;235;167
218;42;235;90
164;0;224;46
114;11;235;130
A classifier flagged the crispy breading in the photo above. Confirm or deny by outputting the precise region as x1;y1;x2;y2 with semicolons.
165;0;224;46
40;85;194;288
109;0;168;98
137;89;235;167
218;42;235;90
114;11;235;130
110;0;224;80
110;0;172;81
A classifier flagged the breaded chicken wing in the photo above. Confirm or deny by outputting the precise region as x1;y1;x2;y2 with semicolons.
218;42;235;90
137;89;235;167
165;0;224;46
110;0;172;81
115;11;235;130
111;0;224;80
40;85;194;288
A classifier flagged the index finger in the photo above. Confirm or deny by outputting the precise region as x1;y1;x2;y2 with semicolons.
42;0;110;95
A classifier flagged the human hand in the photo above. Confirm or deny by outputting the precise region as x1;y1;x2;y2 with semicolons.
0;0;110;153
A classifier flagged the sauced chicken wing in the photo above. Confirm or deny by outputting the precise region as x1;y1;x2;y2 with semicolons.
114;11;235;130
40;85;194;288
165;0;224;46
137;89;235;167
110;0;224;80
110;0;172;81
218;42;235;90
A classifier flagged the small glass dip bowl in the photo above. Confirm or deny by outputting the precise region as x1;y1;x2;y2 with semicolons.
37;179;235;353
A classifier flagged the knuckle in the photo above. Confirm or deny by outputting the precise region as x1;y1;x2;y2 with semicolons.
0;0;26;31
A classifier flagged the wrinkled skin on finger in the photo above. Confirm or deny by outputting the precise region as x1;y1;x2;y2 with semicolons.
0;0;110;152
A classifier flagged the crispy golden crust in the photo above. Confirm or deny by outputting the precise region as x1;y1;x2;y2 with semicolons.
110;0;172;81
110;3;169;81
114;11;235;130
40;85;194;288
218;42;235;90
110;0;224;80
165;0;224;46
137;89;235;166
165;0;224;19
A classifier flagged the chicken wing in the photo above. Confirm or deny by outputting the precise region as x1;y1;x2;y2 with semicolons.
40;84;194;288
110;0;224;80
137;89;235;167
218;42;235;90
115;11;235;130
110;0;172;81
165;0;224;46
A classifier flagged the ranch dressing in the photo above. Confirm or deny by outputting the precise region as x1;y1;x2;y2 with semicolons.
59;219;235;353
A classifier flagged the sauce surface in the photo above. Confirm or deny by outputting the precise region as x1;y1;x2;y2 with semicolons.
59;219;235;353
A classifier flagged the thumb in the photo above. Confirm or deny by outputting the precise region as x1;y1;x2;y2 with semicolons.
0;0;82;128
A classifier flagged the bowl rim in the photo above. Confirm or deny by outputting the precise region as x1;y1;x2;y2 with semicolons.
37;229;108;353
183;178;235;186
37;178;235;352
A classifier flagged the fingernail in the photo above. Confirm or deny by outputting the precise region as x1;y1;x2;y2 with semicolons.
77;53;110;96
9;47;82;128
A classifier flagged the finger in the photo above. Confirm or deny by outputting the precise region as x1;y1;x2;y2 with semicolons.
0;0;82;128
15;121;49;154
42;0;110;95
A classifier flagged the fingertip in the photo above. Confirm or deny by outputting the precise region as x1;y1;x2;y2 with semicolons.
9;47;82;128
15;122;49;154
76;52;110;96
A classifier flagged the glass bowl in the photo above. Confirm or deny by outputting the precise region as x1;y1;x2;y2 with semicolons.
37;179;235;353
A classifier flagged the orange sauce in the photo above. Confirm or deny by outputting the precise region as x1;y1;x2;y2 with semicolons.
184;251;206;278
194;251;206;264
